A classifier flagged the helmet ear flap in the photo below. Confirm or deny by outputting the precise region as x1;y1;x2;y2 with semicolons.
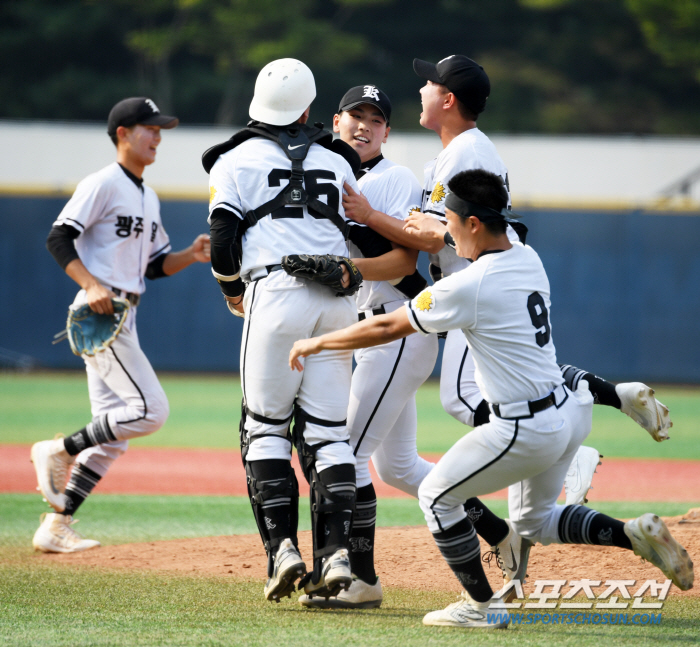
249;59;316;126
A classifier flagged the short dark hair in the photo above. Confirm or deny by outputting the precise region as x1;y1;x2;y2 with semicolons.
447;169;508;234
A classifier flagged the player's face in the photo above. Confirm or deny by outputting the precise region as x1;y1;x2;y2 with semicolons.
121;124;162;167
333;104;389;163
445;208;477;259
419;81;448;131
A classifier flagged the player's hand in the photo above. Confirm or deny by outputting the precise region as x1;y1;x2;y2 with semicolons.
404;210;447;243
192;234;211;263
289;338;323;372
225;295;245;316
343;183;374;224
86;283;116;315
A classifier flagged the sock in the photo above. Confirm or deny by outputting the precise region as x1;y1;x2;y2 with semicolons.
63;414;117;456
559;364;622;408
433;516;493;603
464;498;510;547
248;459;295;548
558;505;632;549
318;463;356;551
473;399;491;427
62;463;102;515
349;483;377;584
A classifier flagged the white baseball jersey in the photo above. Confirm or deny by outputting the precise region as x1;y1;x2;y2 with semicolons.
422;127;511;278
348;158;422;311
53;162;171;295
408;243;564;405
208;138;359;280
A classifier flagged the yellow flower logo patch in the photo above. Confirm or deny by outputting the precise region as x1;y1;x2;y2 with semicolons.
415;290;434;312
209;185;217;204
430;182;446;204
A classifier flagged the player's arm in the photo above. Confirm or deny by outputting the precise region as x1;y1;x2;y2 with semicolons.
46;223;115;315
159;234;211;275
289;306;415;371
343;183;443;253
352;244;418;281
403;210;452;250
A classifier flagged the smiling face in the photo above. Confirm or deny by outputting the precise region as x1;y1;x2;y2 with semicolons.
118;124;162;168
333;103;390;163
445;208;477;259
419;80;449;131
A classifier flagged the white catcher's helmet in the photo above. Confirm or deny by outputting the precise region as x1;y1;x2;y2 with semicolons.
249;59;316;126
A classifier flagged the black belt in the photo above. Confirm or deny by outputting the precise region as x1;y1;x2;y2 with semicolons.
358;305;386;321
251;264;283;281
111;288;140;307
491;393;555;420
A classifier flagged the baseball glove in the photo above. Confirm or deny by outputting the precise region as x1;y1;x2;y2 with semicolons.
281;254;363;297
66;298;130;357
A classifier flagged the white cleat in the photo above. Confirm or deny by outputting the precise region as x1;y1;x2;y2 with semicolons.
624;513;693;591
423;591;508;629
564;446;602;506
32;513;100;553
302;548;352;600
264;538;307;602
616;382;672;442
299;575;382;609
30;439;75;512
485;519;532;604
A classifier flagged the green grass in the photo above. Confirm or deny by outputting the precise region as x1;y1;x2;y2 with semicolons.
0;563;697;646
1;372;699;457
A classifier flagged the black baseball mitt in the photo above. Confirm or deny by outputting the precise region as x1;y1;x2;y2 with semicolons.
281;254;363;297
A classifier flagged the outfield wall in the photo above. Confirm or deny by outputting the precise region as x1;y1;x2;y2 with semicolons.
2;196;699;382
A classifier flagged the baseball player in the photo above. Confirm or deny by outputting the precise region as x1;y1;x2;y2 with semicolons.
297;85;438;609
205;59;412;604
290;169;693;629
343;54;671;444
31;97;211;553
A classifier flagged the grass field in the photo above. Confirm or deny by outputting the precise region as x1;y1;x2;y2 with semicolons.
1;373;699;645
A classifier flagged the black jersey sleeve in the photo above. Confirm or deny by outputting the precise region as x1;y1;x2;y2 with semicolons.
46;224;80;270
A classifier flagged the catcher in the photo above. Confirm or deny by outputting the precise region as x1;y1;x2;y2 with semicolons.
31;97;210;553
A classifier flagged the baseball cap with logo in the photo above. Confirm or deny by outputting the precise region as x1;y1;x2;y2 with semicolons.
413;55;490;115
338;85;392;124
107;97;179;137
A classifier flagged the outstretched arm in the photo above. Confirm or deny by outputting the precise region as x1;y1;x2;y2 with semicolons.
162;233;211;275
289;306;415;371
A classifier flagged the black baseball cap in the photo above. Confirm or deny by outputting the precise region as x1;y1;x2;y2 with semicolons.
338;85;392;124
413;55;490;115
107;97;179;137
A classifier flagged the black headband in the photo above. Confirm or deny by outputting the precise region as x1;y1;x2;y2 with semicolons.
444;192;521;223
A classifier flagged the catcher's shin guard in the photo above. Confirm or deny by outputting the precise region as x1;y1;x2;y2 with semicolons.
292;405;356;589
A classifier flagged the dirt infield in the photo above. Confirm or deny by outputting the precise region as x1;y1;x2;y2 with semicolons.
3;444;700;501
41;510;700;598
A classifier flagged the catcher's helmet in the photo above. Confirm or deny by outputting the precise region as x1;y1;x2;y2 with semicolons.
249;59;316;126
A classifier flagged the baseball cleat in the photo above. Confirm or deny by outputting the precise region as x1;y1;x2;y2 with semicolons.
485;519;532;604
616;382;672;442
32;513;100;553
423;591;508;629
31;438;75;512
564;446;602;506
299;575;382;609
624;513;693;591
264;538;307;602
302;548;352;600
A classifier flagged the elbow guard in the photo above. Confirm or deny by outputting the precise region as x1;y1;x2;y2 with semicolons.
210;207;243;292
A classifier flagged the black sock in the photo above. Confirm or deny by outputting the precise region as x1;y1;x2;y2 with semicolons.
63;414;117;456
62;463;102;516
559;364;622;408
248;459;296;547
464;498;510;547
558;505;632;549
349;483;377;584
433;516;493;603
318;464;356;551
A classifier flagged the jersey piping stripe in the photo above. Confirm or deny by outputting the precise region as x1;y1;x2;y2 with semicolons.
429;421;520;532
108;346;148;425
61;217;85;231
149;242;171;259
408;303;430;335
353;337;406;457
214;202;243;217
456;343;477;414
240;280;258;404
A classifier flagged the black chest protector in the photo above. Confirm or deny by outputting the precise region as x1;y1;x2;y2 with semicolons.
202;121;361;239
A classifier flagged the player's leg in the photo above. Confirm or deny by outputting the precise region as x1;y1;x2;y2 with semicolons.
559;363;671;441
511;389;692;592
294;286;358;600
